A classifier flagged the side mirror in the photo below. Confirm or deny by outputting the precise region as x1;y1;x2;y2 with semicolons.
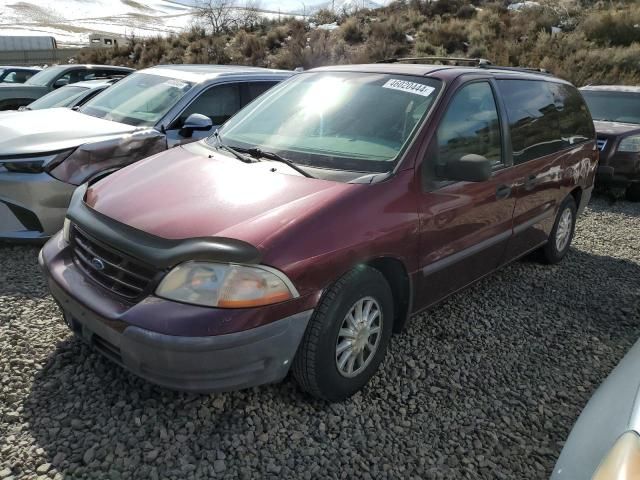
438;154;492;182
53;78;69;89
180;113;213;137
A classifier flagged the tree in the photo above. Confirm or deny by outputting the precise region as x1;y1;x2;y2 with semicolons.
195;0;237;35
240;0;262;30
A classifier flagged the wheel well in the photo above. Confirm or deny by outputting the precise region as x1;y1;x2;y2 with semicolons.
366;257;411;334
569;186;582;208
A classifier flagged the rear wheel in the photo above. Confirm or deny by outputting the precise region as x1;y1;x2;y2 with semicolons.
292;266;393;402
539;196;577;264
625;184;640;202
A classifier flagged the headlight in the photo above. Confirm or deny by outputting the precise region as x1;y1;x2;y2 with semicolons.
155;262;298;308
592;431;640;480
62;218;71;243
618;136;640;153
0;149;73;173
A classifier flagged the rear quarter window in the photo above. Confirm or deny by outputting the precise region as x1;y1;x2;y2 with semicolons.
497;79;593;164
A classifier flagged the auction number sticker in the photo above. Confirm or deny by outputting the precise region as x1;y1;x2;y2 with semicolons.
382;79;435;97
166;79;189;89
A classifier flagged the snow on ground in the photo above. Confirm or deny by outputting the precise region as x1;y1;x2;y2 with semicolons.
0;0;386;48
1;0;207;47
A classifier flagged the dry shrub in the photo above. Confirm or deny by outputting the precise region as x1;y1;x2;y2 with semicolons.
341;17;364;43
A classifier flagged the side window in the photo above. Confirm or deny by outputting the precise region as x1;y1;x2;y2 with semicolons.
243;81;278;106
56;69;89;86
177;83;241;126
435;81;503;171
496;79;563;164
547;83;596;146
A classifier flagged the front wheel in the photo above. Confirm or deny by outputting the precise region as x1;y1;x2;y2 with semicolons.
292;266;393;402
539;196;577;264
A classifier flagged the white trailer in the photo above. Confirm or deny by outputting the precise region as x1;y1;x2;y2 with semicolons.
0;36;58;51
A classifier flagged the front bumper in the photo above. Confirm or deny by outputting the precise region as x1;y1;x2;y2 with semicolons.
39;236;313;393
0;170;76;242
596;154;640;188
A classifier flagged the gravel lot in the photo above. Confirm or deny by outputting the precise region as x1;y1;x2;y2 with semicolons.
1;195;639;480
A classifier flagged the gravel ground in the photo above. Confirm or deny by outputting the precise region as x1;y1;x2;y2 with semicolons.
1;195;639;480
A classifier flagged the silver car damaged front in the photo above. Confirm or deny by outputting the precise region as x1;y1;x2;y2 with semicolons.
0;107;163;241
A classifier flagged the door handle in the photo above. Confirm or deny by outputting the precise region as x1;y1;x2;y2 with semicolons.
524;174;538;191
496;184;512;199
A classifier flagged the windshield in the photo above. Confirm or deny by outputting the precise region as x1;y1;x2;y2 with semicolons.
211;72;441;172
582;90;640;124
28;85;88;110
80;73;194;127
25;66;66;86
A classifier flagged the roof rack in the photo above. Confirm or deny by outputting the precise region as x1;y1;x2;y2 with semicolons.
375;56;553;75
376;56;492;66
478;64;552;75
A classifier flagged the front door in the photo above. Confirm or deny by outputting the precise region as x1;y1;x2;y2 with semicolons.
414;80;520;310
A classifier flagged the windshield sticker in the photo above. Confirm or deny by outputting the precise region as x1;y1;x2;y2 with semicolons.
165;79;189;89
382;79;435;97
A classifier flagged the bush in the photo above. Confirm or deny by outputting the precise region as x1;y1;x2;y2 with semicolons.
340;17;363;43
582;9;640;47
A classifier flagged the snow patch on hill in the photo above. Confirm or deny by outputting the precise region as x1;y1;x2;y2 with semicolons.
0;0;385;47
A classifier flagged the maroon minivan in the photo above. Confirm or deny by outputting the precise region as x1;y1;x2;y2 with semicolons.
40;60;598;401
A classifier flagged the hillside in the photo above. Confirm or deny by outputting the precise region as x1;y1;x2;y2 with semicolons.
0;0;383;47
73;0;640;87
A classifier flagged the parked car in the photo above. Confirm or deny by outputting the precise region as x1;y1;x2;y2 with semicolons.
20;78;119;111
0;66;41;84
40;60;597;401
581;85;640;201
0;65;292;241
551;339;640;480
0;64;133;110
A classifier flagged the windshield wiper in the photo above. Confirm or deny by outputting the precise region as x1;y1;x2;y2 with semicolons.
243;147;315;178
210;131;253;163
214;143;254;163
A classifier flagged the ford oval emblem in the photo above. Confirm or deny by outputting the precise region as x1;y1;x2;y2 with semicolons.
91;257;106;271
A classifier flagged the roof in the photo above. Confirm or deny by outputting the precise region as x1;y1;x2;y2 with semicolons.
43;64;134;72
308;63;566;83
0;65;42;71
144;64;293;83
581;85;640;93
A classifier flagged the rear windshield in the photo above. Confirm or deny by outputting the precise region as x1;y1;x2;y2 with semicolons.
212;72;441;172
582;90;640;125
28;85;88;110
81;73;194;127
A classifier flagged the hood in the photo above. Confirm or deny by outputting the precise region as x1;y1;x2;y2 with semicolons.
85;145;354;246
0;108;139;156
593;120;640;137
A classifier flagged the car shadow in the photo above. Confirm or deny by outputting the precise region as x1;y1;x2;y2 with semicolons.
12;244;639;479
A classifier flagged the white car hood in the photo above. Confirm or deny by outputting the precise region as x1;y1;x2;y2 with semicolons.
0;107;139;156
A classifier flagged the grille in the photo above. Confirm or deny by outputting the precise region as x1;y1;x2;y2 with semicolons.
71;226;158;300
596;138;608;151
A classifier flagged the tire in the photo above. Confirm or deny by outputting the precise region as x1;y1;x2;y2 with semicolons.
292;265;394;402
539;195;577;264
625;184;640;202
